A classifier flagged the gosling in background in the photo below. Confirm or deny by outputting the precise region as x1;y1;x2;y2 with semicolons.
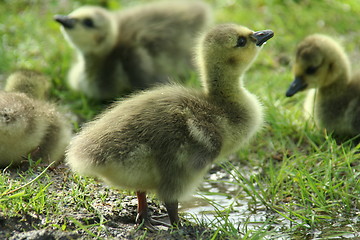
54;1;212;100
4;69;51;100
66;23;273;229
0;71;72;167
286;34;360;139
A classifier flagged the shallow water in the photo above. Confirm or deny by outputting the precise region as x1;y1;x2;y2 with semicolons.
180;170;360;239
180;179;291;239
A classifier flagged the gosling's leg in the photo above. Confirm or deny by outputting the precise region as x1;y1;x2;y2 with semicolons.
164;201;179;226
135;191;173;230
135;191;154;230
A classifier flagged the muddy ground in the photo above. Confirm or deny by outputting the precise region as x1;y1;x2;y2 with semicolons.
0;164;218;240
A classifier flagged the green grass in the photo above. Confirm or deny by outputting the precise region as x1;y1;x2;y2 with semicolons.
1;0;360;239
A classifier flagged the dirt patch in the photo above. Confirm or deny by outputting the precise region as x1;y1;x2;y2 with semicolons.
1;210;213;240
0;164;215;239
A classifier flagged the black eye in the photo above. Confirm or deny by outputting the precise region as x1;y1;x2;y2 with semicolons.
306;66;318;75
83;18;95;28
235;37;247;47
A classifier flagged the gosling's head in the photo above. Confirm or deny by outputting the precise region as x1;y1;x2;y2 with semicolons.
197;24;274;78
0;93;34;137
286;34;351;97
5;69;51;100
54;6;118;55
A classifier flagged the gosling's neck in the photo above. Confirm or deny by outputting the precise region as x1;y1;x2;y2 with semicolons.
74;53;101;80
318;45;351;95
79;46;117;79
202;63;248;102
318;63;351;97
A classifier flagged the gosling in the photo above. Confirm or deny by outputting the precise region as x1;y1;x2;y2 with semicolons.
66;24;274;229
286;34;360;138
54;1;212;100
0;92;72;167
4;69;51;100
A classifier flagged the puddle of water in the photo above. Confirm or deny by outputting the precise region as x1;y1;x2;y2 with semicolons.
180;174;360;239
180;178;291;239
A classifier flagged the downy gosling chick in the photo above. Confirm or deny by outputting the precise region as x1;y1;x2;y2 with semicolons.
0;92;72;167
66;24;274;229
286;34;360;138
4;69;51;100
54;1;212;100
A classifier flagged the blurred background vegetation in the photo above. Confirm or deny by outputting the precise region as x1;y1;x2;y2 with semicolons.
1;0;360;120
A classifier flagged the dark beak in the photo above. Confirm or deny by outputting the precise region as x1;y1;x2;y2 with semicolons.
54;15;76;29
286;76;308;97
252;30;274;46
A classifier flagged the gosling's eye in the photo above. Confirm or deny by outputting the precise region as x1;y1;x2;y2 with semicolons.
83;18;95;28
235;37;247;47
306;66;318;75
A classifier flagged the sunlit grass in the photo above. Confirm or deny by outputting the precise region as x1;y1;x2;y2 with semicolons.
1;0;360;239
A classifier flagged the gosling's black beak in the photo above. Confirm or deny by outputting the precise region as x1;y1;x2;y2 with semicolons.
286;76;308;97
253;30;274;46
54;15;76;29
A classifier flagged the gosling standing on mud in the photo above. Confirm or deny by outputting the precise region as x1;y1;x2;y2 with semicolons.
66;24;274;229
286;34;360;138
54;1;212;100
0;72;72;167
